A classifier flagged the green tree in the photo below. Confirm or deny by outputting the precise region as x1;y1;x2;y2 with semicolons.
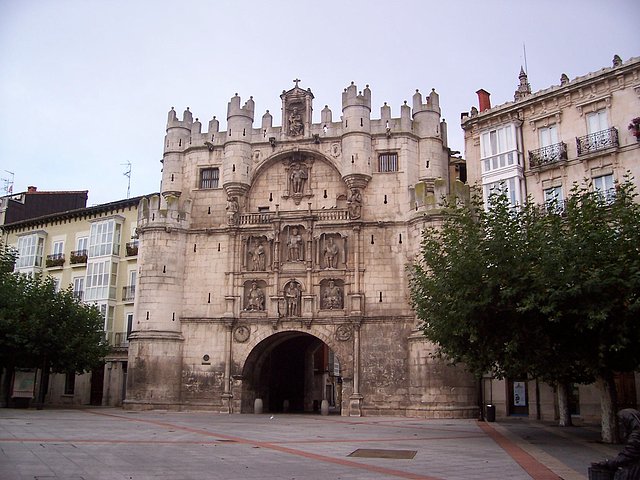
409;178;640;442
0;241;110;407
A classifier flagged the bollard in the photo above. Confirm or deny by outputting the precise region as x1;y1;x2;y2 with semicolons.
254;398;263;414
321;399;329;416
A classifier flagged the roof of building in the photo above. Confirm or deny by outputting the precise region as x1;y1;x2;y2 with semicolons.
1;194;155;232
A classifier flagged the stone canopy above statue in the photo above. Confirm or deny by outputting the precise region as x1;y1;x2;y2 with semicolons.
281;79;314;138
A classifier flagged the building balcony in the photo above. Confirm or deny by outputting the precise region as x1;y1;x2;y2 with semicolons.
528;142;567;168
122;285;135;302
70;249;88;264
45;253;65;268
576;127;619;156
125;241;139;257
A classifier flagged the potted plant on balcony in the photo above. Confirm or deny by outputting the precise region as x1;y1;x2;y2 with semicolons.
629;117;640;142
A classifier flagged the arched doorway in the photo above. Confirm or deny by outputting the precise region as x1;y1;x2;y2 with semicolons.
240;331;342;414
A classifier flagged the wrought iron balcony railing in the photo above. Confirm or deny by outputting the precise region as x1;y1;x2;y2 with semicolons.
528;142;567;168
70;249;88;264
45;253;65;268
576;127;619;156
126;241;139;256
122;285;136;302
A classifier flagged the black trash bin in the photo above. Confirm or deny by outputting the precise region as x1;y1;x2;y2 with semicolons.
485;404;496;422
588;465;615;480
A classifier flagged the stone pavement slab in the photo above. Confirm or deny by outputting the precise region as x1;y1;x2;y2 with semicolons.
0;408;620;480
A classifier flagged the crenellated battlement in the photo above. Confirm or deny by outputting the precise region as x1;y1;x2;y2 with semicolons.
341;82;372;110
227;94;255;121
167;107;194;130
412;89;440;116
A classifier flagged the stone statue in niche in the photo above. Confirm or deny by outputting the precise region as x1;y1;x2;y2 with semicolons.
347;188;362;219
284;281;301;317
287;227;304;262
245;281;265;311
289;163;308;194
226;196;239;225
250;239;266;271
323;237;339;269
322;280;343;310
288;107;304;136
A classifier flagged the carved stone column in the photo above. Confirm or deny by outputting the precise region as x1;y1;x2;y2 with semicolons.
220;321;233;413
349;321;363;416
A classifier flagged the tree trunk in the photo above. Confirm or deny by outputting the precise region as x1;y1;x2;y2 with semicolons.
1;364;14;408
557;382;573;427
597;373;618;444
35;358;49;410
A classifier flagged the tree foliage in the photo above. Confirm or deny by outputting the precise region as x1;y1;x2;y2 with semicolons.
409;177;640;439
0;240;110;375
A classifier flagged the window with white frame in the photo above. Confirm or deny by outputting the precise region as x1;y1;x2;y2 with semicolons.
539;125;558;147
593;173;615;202
89;219;121;257
484;178;517;206
587;110;608;134
378;152;398;172
16;234;45;268
85;259;118;301
73;276;84;301
544;186;564;212
76;236;88;253
52;240;64;260
480;125;517;173
200;167;219;189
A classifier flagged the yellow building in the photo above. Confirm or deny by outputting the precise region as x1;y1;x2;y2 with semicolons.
1;194;146;406
461;55;640;422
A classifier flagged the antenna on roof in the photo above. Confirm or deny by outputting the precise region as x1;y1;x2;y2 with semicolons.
122;162;131;199
1;170;14;195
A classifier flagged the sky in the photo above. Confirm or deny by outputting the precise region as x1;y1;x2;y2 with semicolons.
1;0;638;206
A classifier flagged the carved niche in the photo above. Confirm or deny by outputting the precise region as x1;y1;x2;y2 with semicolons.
320;278;344;310
319;233;346;269
243;279;267;312
282;225;305;264
246;235;270;271
282;154;314;205
283;279;302;317
281;79;313;138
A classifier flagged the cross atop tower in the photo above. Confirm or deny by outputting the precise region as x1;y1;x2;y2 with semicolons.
293;78;301;88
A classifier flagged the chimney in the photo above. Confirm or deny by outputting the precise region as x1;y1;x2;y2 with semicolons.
27;186;37;193
476;89;491;112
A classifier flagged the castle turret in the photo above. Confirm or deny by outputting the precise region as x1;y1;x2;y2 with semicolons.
340;82;372;188
412;89;447;182
163;107;193;200
223;94;255;198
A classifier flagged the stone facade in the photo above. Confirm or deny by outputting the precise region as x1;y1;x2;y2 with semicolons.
126;81;478;416
462;55;640;423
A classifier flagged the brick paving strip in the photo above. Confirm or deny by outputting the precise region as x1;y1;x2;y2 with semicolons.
478;421;565;480
83;410;445;480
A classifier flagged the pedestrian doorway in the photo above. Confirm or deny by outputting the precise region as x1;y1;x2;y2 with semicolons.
240;331;342;414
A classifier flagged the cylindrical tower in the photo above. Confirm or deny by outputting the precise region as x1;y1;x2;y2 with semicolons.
223;94;254;198
340;82;372;188
412;89;448;182
162;107;192;198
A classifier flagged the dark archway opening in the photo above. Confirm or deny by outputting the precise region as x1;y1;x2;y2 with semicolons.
241;331;341;414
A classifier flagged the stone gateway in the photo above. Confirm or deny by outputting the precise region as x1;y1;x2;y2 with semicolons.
125;81;477;417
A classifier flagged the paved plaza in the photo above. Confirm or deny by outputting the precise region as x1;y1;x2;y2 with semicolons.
0;408;620;480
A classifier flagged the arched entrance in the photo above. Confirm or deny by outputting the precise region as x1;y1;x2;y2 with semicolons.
240;331;342;414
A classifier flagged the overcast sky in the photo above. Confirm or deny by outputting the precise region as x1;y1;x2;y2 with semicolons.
1;0;638;205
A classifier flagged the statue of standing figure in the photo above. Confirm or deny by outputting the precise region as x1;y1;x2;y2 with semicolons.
289;163;308;194
347;188;362;219
250;241;266;271
287;227;303;262
285;282;301;317
323;237;339;269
